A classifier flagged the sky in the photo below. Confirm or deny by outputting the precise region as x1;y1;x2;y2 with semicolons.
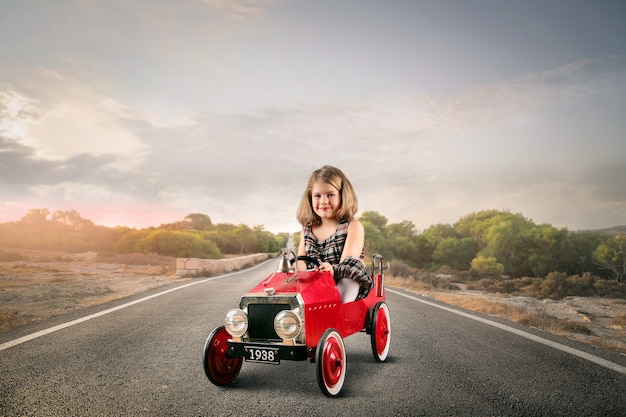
1;0;625;234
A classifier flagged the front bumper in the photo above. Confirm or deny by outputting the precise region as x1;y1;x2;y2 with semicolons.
227;340;310;361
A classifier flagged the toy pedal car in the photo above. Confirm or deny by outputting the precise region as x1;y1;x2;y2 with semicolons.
203;250;391;397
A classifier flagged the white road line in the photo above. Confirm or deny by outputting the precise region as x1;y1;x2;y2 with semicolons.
0;262;269;352
387;288;626;376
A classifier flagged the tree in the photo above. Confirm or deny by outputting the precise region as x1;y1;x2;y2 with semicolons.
432;237;476;271
410;234;433;268
362;221;390;260
424;223;458;243
386;221;420;266
234;224;256;254
479;212;535;277
205;224;239;254
51;209;95;231
0;208;288;256
524;225;567;278
593;233;626;283
560;231;605;276
361;211;391;259
136;230;222;258
455;209;504;248
114;229;153;253
386;220;417;239
359;211;388;231
184;213;213;230
422;223;459;268
20;208;50;225
250;226;285;253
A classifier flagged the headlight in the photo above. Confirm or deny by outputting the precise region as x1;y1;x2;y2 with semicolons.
274;310;302;340
224;309;248;337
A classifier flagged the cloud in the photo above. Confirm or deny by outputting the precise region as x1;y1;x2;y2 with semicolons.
524;56;626;85
198;0;287;21
0;71;147;168
0;87;40;144
419;57;623;139
582;162;626;202
1;56;624;231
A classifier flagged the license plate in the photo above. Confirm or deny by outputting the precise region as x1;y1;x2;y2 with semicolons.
245;346;280;364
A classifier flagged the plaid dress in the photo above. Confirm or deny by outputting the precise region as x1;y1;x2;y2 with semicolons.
303;219;372;300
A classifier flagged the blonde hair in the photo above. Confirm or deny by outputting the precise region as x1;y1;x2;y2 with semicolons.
296;165;359;226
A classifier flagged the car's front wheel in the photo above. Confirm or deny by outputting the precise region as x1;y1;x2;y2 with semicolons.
203;325;242;386
316;328;346;397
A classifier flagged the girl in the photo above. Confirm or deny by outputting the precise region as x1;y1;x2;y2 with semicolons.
296;165;372;302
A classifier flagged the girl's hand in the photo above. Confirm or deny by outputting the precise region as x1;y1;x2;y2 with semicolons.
317;262;334;277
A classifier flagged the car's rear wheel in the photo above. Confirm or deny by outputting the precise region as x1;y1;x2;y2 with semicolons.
203;325;243;385
370;302;391;362
316;328;346;397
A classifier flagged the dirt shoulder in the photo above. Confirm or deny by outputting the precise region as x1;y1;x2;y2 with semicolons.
0;250;187;332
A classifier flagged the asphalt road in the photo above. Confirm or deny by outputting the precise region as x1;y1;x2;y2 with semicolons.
1;260;626;416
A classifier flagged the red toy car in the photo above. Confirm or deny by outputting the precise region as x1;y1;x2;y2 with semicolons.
203;251;391;397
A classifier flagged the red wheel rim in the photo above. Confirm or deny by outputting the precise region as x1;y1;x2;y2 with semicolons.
322;335;344;388
375;307;390;355
205;328;242;385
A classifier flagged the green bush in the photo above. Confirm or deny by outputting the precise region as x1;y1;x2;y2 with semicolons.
388;260;413;279
537;271;569;300
467;278;498;292
529;272;600;300
136;230;222;258
566;272;597;297
113;229;152;254
470;256;505;278
594;279;626;298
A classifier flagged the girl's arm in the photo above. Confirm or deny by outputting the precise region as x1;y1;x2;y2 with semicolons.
340;219;365;262
332;219;372;292
319;219;365;276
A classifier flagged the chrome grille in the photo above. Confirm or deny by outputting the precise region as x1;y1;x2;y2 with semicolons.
247;303;290;340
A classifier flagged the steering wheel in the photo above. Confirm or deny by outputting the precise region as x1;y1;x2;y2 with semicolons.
296;255;321;270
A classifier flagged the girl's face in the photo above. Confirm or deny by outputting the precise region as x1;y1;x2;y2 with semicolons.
311;181;341;221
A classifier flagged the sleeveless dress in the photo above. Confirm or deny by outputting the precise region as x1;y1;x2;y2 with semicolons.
302;219;372;300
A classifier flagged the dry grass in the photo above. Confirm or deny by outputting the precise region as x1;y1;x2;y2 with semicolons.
432;293;592;336
95;252;176;267
613;315;626;326
385;275;434;292
0;263;61;277
0;250;183;333
387;275;626;355
587;337;626;352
